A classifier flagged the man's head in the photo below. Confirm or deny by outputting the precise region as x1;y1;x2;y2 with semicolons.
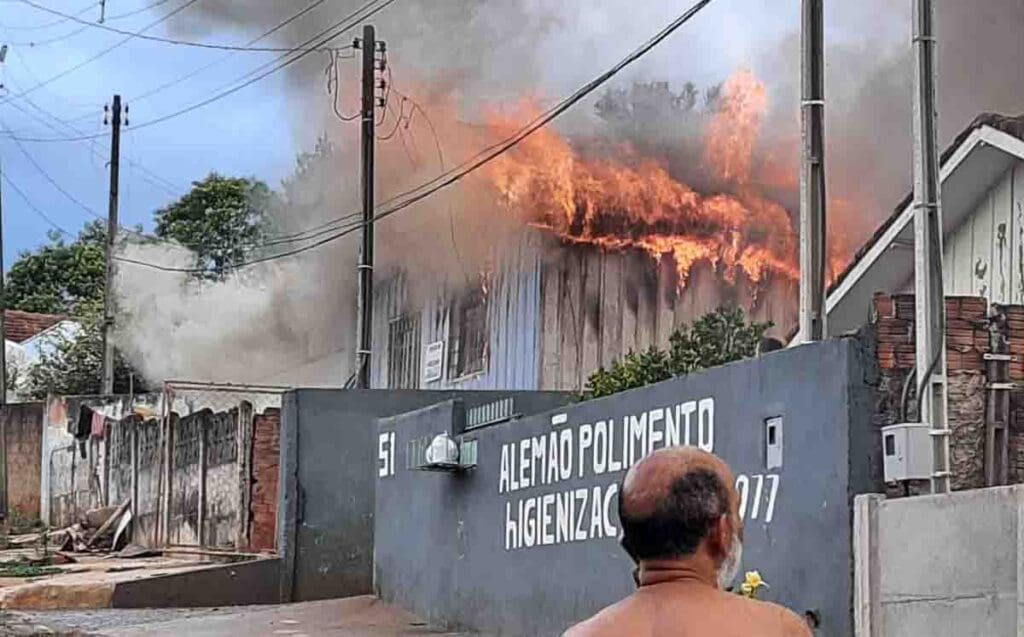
618;447;743;588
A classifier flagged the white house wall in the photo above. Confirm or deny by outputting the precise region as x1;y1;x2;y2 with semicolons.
941;162;1024;304
370;240;543;391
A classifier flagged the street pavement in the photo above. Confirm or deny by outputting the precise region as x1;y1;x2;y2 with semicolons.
0;596;479;636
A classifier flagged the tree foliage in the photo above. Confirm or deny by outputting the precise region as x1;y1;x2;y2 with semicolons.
5;221;106;315
582;307;772;400
153;173;276;278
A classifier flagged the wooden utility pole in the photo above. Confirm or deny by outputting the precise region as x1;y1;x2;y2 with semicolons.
911;0;950;494
102;95;122;395
798;0;827;343
355;26;379;389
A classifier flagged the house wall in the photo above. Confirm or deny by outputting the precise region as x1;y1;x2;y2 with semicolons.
372;234;798;393
370;239;544;391
538;246;798;391
943;161;1024;304
1;403;44;523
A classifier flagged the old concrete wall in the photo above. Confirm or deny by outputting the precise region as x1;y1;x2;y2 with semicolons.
277;389;573;603
1;403;44;523
855;487;1024;637
375;339;882;636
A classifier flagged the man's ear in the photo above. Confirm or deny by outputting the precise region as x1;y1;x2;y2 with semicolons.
710;514;731;559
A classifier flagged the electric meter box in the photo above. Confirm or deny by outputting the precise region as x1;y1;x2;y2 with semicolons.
881;423;932;482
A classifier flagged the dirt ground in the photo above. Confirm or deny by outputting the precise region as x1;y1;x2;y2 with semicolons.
0;596;480;636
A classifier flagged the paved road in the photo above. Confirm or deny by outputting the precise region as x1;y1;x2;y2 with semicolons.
1;596;479;636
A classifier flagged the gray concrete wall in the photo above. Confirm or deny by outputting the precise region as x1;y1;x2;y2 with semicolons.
855;487;1024;637
375;338;882;636
277;389;573;603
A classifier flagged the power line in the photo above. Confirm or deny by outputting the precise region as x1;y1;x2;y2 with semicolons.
0;170;71;235
1;0;394;141
115;0;718;275
3;24;91;47
1;117;103;219
118;0;331;106
51;0;330;128
0;0;202;107
105;0;175;21
1;1;98;30
18;0;351;52
0;75;182;196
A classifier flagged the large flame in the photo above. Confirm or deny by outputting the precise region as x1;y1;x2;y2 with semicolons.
480;70;799;288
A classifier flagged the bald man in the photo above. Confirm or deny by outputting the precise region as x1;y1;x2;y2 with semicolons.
564;447;811;637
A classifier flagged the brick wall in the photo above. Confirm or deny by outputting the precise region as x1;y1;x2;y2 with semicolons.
248;408;280;552
2;403;44;524
872;294;990;494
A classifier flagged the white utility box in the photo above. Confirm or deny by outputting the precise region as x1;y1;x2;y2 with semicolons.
881;423;932;482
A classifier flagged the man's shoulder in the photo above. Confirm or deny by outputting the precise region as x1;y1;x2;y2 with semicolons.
562;596;647;637
736;597;812;636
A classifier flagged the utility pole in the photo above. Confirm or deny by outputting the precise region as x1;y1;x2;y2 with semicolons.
354;26;385;389
798;0;827;343
102;95;122;395
912;0;950;494
0;160;6;407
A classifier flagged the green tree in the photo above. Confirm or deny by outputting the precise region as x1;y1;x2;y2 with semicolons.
582;307;772;400
5;221;106;315
153;173;276;278
22;301;142;399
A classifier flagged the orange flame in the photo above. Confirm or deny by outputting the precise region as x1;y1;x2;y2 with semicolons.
478;70;798;288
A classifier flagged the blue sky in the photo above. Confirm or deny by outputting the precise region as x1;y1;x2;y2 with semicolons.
0;0;904;269
0;0;303;267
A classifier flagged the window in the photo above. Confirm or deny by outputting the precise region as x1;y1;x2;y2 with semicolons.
387;314;420;389
448;289;487;379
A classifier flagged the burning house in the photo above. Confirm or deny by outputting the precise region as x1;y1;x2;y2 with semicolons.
368;72;805;392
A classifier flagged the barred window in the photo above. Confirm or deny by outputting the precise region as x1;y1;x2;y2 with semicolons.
387;314;421;389
448;290;487;379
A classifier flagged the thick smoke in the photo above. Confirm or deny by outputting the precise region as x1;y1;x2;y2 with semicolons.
116;0;1024;385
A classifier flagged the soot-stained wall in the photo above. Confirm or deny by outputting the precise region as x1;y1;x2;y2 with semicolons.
374;337;881;637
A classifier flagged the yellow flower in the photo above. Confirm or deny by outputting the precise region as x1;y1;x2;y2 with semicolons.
739;582;754;597
744;571;769;590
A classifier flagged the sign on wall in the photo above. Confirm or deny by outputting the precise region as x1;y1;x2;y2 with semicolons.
422;341;445;384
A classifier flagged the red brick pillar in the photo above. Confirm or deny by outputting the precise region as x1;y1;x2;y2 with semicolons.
248;409;280;552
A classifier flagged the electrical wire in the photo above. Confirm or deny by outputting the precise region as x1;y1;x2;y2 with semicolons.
3;24;92;47
0;0;202;108
2;119;104;219
120;0;331;107
104;0;176;21
1;170;72;235
2;0;395;141
114;0;717;275
1;1;98;30
18;0;350;52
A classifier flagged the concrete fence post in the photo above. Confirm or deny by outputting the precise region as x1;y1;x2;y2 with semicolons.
854;494;883;637
1017;488;1024;635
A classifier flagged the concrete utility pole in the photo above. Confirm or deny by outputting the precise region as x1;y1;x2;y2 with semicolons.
102;95;122;395
912;0;950;494
798;0;827;343
0;160;6;407
354;26;381;389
